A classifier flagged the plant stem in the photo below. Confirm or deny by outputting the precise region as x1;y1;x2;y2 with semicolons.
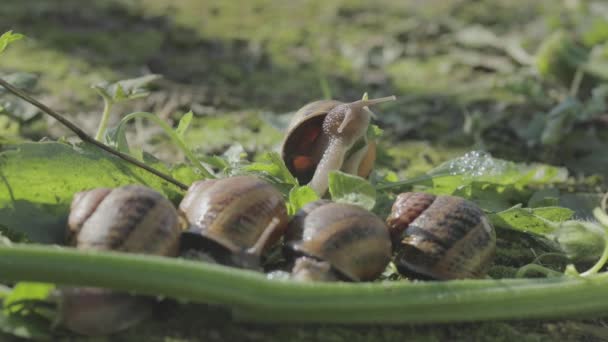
94;97;113;141
1;244;608;323
117;112;214;179
0;77;188;191
569;67;584;98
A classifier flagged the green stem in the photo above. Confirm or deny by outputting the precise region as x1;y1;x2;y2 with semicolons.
569;67;584;98
94;97;113;141
515;264;563;278
1;244;608;323
117;112;214;179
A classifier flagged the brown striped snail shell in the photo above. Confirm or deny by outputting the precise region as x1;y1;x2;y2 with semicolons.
281;96;395;197
386;192;496;280
61;185;182;336
285;200;392;281
178;175;288;270
68;185;182;255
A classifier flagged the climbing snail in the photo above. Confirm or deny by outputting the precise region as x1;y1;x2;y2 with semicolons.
178;175;288;270
60;185;182;336
285;200;392;281
386;192;496;280
281;95;396;197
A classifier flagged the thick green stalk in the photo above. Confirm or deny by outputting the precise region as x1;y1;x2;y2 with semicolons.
1;244;607;324
117;112;215;179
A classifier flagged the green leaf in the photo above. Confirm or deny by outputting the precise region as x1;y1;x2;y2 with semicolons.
550;220;606;262
244;152;298;186
175;111;194;138
0;282;55;340
92;74;161;103
489;206;575;235
113;83;127;101
0;142;184;244
394;151;567;208
0;31;24;55
170;163;202;187
287;186;319;215
3;283;54;315
366;124;383;140
328;171;376;211
104;125;131;154
198;155;230;170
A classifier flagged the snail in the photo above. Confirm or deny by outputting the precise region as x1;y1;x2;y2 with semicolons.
59;185;182;336
178;175;288;270
281;95;396;196
386;192;496;280
285;200;392;281
67;185;182;254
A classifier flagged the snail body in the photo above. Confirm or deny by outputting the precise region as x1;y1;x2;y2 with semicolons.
179;175;288;269
285;200;392;281
386;192;496;280
281;96;395;196
61;185;182;336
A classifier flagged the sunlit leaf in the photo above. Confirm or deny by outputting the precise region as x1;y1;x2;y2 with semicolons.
3;283;54;315
328;171;376;211
0;142;183;244
489;206;574;235
0;31;24;55
287;185;319;215
244;152;298;186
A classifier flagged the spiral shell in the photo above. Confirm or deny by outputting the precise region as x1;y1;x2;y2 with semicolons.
179;175;288;268
286;200;391;281
61;185;181;336
386;192;496;280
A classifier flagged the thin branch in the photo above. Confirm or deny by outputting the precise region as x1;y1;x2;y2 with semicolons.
0;77;188;191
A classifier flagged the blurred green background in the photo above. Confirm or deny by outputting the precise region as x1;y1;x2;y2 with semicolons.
2;0;608;340
3;0;608;181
